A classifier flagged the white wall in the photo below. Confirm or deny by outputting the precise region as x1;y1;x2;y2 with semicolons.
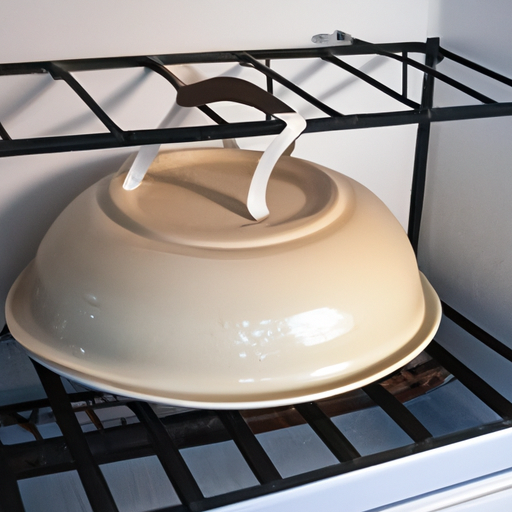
1;1;427;63
421;0;512;347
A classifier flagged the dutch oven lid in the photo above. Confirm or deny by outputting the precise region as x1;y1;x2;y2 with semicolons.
107;148;350;250
5;78;442;409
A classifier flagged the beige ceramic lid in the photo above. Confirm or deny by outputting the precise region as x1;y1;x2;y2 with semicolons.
107;148;349;249
6;148;442;409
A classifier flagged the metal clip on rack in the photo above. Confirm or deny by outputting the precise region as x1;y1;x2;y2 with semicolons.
2;35;512;512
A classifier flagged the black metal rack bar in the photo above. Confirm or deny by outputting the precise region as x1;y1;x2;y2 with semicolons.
33;362;119;512
408;37;439;252
362;383;433;443
46;62;126;142
0;41;429;76
442;301;512;363
439;46;512;88
402;51;408;97
322;54;420;109
265;58;274;120
426;341;512;420
216;410;282;484
294;402;360;462
5;408;233;480
2;38;512;159
128;401;204;507
3;100;512;159
304;101;512;129
3;404;512;512
364;40;497;104
234;52;343;117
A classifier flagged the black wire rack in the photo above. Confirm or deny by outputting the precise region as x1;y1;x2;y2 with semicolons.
2;36;512;512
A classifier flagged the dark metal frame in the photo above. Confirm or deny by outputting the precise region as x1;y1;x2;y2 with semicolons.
2;37;512;511
3;37;512;247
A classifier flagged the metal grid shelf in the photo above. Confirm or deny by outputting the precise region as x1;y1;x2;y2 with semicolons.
2;38;512;158
2;35;512;511
2;36;512;251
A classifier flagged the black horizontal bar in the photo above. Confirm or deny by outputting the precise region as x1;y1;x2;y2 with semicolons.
128;401;203;507
46;62;125;142
323;54;420;109
0;440;24;512
363;383;432;442
294;402;360;462
359;39;497;104
442;302;512;363
3;100;512;158
7;409;229;480
240;41;428;62
0;119;284;157
33;362;119;512
426;341;512;419
306;101;512;130
440;46;512;89
216;410;281;484
0;42;428;76
235;52;343;117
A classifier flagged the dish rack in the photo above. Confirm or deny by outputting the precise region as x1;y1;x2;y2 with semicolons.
2;36;512;512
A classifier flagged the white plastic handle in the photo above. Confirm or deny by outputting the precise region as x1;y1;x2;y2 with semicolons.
247;112;307;221
123;143;161;191
123;113;306;221
123;76;307;222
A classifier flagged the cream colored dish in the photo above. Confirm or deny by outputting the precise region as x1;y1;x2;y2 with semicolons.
6;148;441;409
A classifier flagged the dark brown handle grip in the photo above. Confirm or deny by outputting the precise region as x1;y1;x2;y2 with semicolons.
176;76;294;115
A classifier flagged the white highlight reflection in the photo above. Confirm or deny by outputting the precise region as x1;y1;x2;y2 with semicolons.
232;307;354;360
285;307;354;346
311;362;350;377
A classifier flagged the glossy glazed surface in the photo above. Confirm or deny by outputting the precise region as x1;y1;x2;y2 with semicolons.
6;148;441;408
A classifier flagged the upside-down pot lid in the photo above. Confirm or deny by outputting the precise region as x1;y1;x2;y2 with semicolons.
6;148;442;409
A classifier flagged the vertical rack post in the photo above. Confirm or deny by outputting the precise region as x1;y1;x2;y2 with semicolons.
402;51;408;98
408;37;440;253
265;58;273;122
